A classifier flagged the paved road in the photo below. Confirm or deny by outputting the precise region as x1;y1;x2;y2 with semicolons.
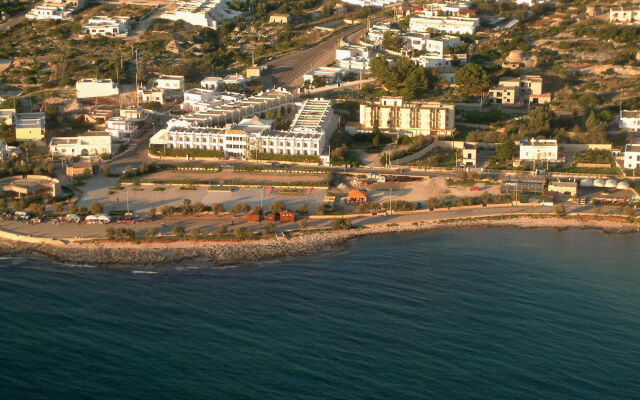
126;6;164;42
0;1;41;33
0;204;609;239
264;22;371;90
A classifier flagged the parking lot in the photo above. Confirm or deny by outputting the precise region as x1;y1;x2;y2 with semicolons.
78;181;327;214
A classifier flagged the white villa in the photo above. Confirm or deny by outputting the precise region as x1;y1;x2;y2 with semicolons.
26;0;83;20
83;16;131;36
156;75;185;91
49;132;113;157
619;110;640;133
201;76;222;90
519;138;559;161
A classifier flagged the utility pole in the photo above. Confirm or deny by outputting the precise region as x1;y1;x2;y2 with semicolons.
134;49;139;107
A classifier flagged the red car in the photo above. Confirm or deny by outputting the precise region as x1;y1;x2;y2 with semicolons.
470;186;480;191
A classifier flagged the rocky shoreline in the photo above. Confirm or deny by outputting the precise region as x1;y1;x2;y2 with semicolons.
1;216;638;267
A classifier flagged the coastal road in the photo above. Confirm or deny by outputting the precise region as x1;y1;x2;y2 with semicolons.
0;204;606;240
263;19;377;90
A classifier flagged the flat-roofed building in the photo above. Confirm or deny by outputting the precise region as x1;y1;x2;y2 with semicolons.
623;144;640;170
120;106;148;123
138;87;165;104
489;75;546;105
548;181;578;197
0;175;61;199
221;73;248;86
156;75;185;91
289;98;339;136
150;97;334;159
619;110;640;133
610;6;640;25
303;67;346;84
160;0;225;29
15;112;46;142
424;35;462;55
106;116;138;140
519;138;558;161
269;13;290;24
26;5;71;20
173;88;293;127
359;96;456;137
83;16;130;36
409;14;479;35
201;76;222;90
461;143;477;167
0;108;16;125
76;78;119;99
49;131;113;157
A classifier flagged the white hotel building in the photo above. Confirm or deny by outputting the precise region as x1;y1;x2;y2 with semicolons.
150;99;338;158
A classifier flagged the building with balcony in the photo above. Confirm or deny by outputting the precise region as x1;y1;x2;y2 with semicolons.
359;97;456;137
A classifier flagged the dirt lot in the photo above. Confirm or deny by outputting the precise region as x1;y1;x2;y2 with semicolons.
364;177;501;203
142;170;329;185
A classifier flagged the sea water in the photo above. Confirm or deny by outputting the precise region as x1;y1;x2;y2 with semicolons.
1;228;639;399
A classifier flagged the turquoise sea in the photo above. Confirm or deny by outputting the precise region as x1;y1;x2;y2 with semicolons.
1;228;639;399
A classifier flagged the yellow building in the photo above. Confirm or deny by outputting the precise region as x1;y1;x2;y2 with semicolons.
359;97;455;137
269;14;290;24
15;112;46;142
246;66;263;79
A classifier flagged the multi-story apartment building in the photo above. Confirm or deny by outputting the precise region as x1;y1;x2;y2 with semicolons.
359;97;456;137
83;16;131;36
488;75;547;105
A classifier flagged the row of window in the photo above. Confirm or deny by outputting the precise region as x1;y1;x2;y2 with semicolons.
168;135;319;148
169;143;320;156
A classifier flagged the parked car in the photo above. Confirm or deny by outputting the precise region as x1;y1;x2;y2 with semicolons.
14;211;30;220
